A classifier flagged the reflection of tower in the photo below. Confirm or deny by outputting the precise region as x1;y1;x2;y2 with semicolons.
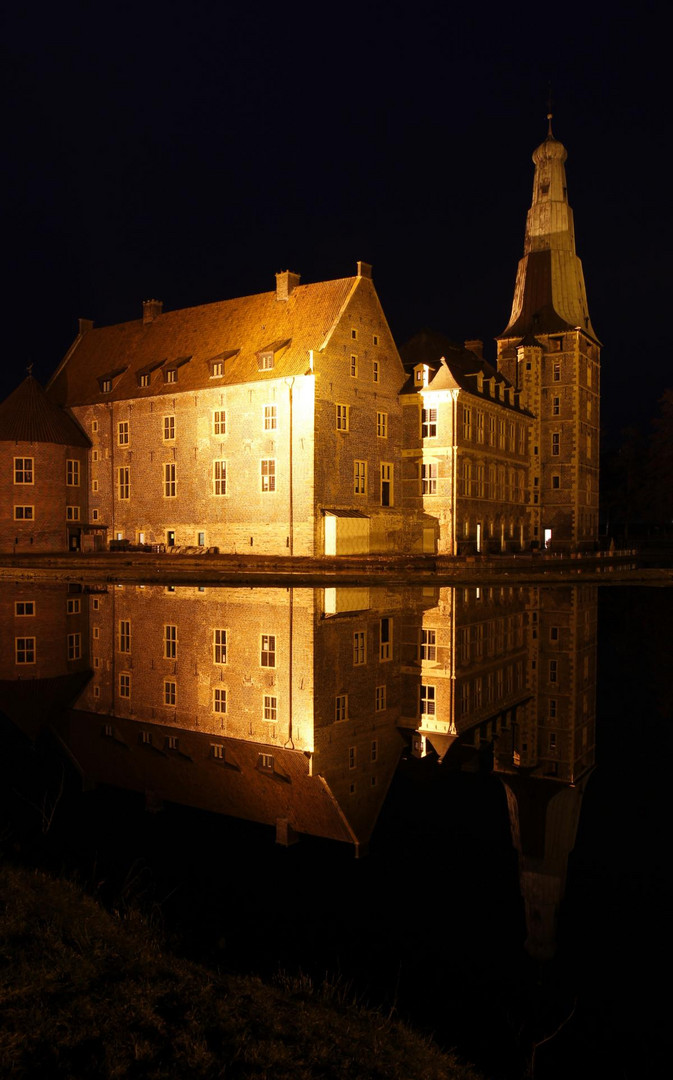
497;120;600;550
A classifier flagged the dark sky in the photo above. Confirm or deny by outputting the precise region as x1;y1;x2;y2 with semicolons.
2;0;670;442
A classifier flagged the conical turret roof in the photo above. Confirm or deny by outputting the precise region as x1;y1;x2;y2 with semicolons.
0;376;90;446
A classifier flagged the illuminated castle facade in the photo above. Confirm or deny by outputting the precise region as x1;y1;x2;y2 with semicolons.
0;125;599;556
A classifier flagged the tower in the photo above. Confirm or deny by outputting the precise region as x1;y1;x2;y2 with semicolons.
497;119;600;550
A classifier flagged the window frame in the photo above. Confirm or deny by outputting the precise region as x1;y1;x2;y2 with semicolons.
13;457;34;485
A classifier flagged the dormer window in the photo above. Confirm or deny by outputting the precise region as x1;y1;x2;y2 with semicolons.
414;364;429;386
101;379;112;394
258;352;274;371
165;368;177;384
211;360;223;377
139;373;150;387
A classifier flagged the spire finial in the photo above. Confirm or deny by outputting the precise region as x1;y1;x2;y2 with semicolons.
546;83;554;138
26;362;33;376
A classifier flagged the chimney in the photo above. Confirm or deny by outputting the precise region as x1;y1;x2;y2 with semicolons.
357;261;372;279
143;299;163;325
78;318;94;335
465;339;483;359
275;270;301;301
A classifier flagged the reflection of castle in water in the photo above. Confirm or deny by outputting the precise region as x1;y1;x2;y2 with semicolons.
1;579;596;951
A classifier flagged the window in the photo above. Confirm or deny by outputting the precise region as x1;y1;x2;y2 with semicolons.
164;680;177;706
66;506;80;521
421;406;436;436
66;460;80;486
552;432;560;456
476;411;484;442
351;328;358;340
553;362;561;382
372;361;379;383
379;617;392;661
119;620;131;652
259;753;274;770
16;637;36;664
354;460;367;495
212;360;223;377
163;416;175;441
261;634;276;667
375;685;386;712
164;463;176;497
68;633;81;661
264;404;277;430
14;506;34;520
261;459;276;492
213;629;227;664
336;404;349;431
549;733;557;752
373;334;379;346
498;419;505;449
213;410;226;435
101;379;112;394
552;474;560;489
92;420;99;433
213;460;227;495
348;746;357;769
139;373;150;387
119;673;131;698
376;411;388;438
258;352;274;370
488;415;496;445
91;509;99;521
214;688;227;714
15;601;34;616
165;368;177;383
164;624;177;659
420;629;437;661
552;396;560;416
371;740;378;762
462;407;472;440
549;659;558;683
117;421;129;445
476;464;485;497
587;431;592;460
353;631;366;665
460;460;471;496
421;684;436;716
118;467;130;500
380;463;393;506
14;458;33;484
550;626;559;642
67;598;81;615
263;695;277;722
421;463;437;495
350;354;357;378
166;736;179;751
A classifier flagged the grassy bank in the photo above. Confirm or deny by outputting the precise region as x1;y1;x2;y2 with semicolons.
0;864;484;1079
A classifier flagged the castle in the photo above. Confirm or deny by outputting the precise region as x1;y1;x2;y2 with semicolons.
0;123;599;556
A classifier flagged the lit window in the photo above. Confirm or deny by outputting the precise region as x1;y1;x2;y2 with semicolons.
379;617;392;661
354;460;367;495
164;416;175;441
118;467;130;500
552;433;560;456
66;506;80;521
66;460;80;486
373;361;379;383
261;459;275;492
421;684;436;716
263;695;277;722
164;624;177;659
421;408;437;438
164;463;176;497
119;620;131;652
375;685;386;711
14;458;33;484
264;404;277;430
353;631;366;665
15;601;35;616
15;637;36;664
261;634;276;668
14;506;34;520
67;598;81;615
214;688;227;714
119;673;131;698
213;629;227;664
336;404;349;431
164;680;177;706
421;463;437;495
117;421;129;446
376;411;388;438
213;410;226;435
350;354;357;378
213;460;227;495
420;629;437;661
68;633;81;661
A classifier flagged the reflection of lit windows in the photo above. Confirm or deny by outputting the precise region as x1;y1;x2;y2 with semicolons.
66;460;80;486
420;629;437;661
348;746;357;769
166;736;179;750
67;598;81;615
66;506;80;520
213;688;227;714
264;404;277;430
164;624;177;659
101;379;112;393
164;680;177;706
14;458;33;484
163;416;175;441
261;634;276;667
164;463;176;497
118;421;129;445
549;659;558;683
118;467;130;500
212;743;225;758
15;637;36;664
259;753;274;771
335;694;348;722
213;629;227;664
336;404;349;431
119;673;131;698
213;410;226;435
353;631;366;665
213;460;227;495
67;633;81;660
379;617;392;661
14;506;34;520
421;463;437;495
375;685;386;712
119;620;131;653
420;684;436;716
354;460;367;495
15;601;35;617
140;731;152;745
261;459;275;491
376;411;388;438
263;695;277;722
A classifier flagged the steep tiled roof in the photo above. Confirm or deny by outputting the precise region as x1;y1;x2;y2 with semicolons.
0;376;90;446
47;277;358;407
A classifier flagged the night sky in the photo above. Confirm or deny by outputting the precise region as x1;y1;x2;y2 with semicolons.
3;0;670;443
